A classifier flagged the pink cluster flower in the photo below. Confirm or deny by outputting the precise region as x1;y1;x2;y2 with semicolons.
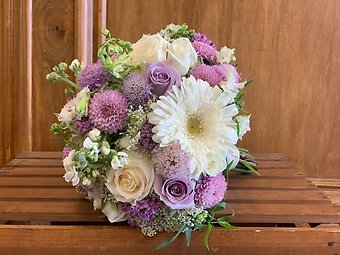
89;90;128;133
194;174;227;209
190;64;226;86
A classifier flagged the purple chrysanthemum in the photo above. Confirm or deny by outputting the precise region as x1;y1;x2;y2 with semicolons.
193;32;217;49
77;61;112;91
139;122;158;152
89;90;128;133
123;197;160;222
73;116;93;135
191;64;227;86
122;72;153;108
192;41;217;64
194;173;227;209
62;146;72;159
152;142;192;179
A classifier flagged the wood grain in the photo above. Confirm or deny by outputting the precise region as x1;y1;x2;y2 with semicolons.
105;0;340;177
0;225;340;255
0;0;32;167
31;0;75;152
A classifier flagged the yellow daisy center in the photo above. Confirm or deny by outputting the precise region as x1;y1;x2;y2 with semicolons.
186;115;204;138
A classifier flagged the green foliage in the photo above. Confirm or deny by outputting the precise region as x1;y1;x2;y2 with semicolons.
46;62;80;90
98;29;138;89
167;24;195;40
240;159;261;176
50;122;69;136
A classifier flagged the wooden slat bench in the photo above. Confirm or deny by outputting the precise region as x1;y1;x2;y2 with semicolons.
0;152;339;254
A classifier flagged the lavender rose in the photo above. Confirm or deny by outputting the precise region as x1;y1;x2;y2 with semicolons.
154;175;195;209
146;61;181;96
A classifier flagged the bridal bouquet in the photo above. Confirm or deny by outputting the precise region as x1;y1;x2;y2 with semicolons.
47;24;256;249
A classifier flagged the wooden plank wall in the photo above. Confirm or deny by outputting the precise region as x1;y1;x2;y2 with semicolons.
1;0;339;178
105;0;340;178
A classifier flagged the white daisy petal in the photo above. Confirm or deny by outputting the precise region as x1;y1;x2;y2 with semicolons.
148;76;240;179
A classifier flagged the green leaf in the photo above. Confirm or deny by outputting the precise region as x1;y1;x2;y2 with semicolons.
155;224;186;251
217;213;235;222
238;147;249;153
204;223;213;250
185;225;191;247
230;168;253;175
241;159;261;176
217;219;237;229
209;202;226;214
223;160;234;174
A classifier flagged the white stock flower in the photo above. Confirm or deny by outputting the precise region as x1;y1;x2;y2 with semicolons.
130;33;169;66
106;153;154;205
148;76;239;179
100;141;111;156
236;115;251;139
88;128;101;141
167;38;197;75
216;46;236;64
63;150;80;186
83;137;95;150
111;151;129;170
102;203;127;223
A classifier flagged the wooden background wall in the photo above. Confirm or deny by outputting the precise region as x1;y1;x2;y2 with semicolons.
1;0;339;177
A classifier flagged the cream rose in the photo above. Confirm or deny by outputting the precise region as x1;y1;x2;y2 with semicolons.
130;33;169;66
167;38;197;75
105;153;154;205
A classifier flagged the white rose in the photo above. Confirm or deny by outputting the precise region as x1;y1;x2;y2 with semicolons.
167;38;197;75
102;203;127;223
62;150;80;186
217;46;236;64
236;115;251;139
130;33;169;66
105;153;154;205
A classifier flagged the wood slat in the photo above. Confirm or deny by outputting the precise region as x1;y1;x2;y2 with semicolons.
0;225;339;255
0;176;313;190
0;188;329;205
0;200;338;224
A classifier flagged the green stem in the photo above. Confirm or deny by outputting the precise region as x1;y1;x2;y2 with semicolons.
61;76;80;90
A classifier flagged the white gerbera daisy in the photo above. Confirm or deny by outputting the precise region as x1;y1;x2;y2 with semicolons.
148;76;240;179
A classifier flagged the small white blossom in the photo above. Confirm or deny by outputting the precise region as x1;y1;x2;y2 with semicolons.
235;115;251;139
88;128;101;142
217;46;236;64
101;141;111;156
63;150;80;186
111;151;129;169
